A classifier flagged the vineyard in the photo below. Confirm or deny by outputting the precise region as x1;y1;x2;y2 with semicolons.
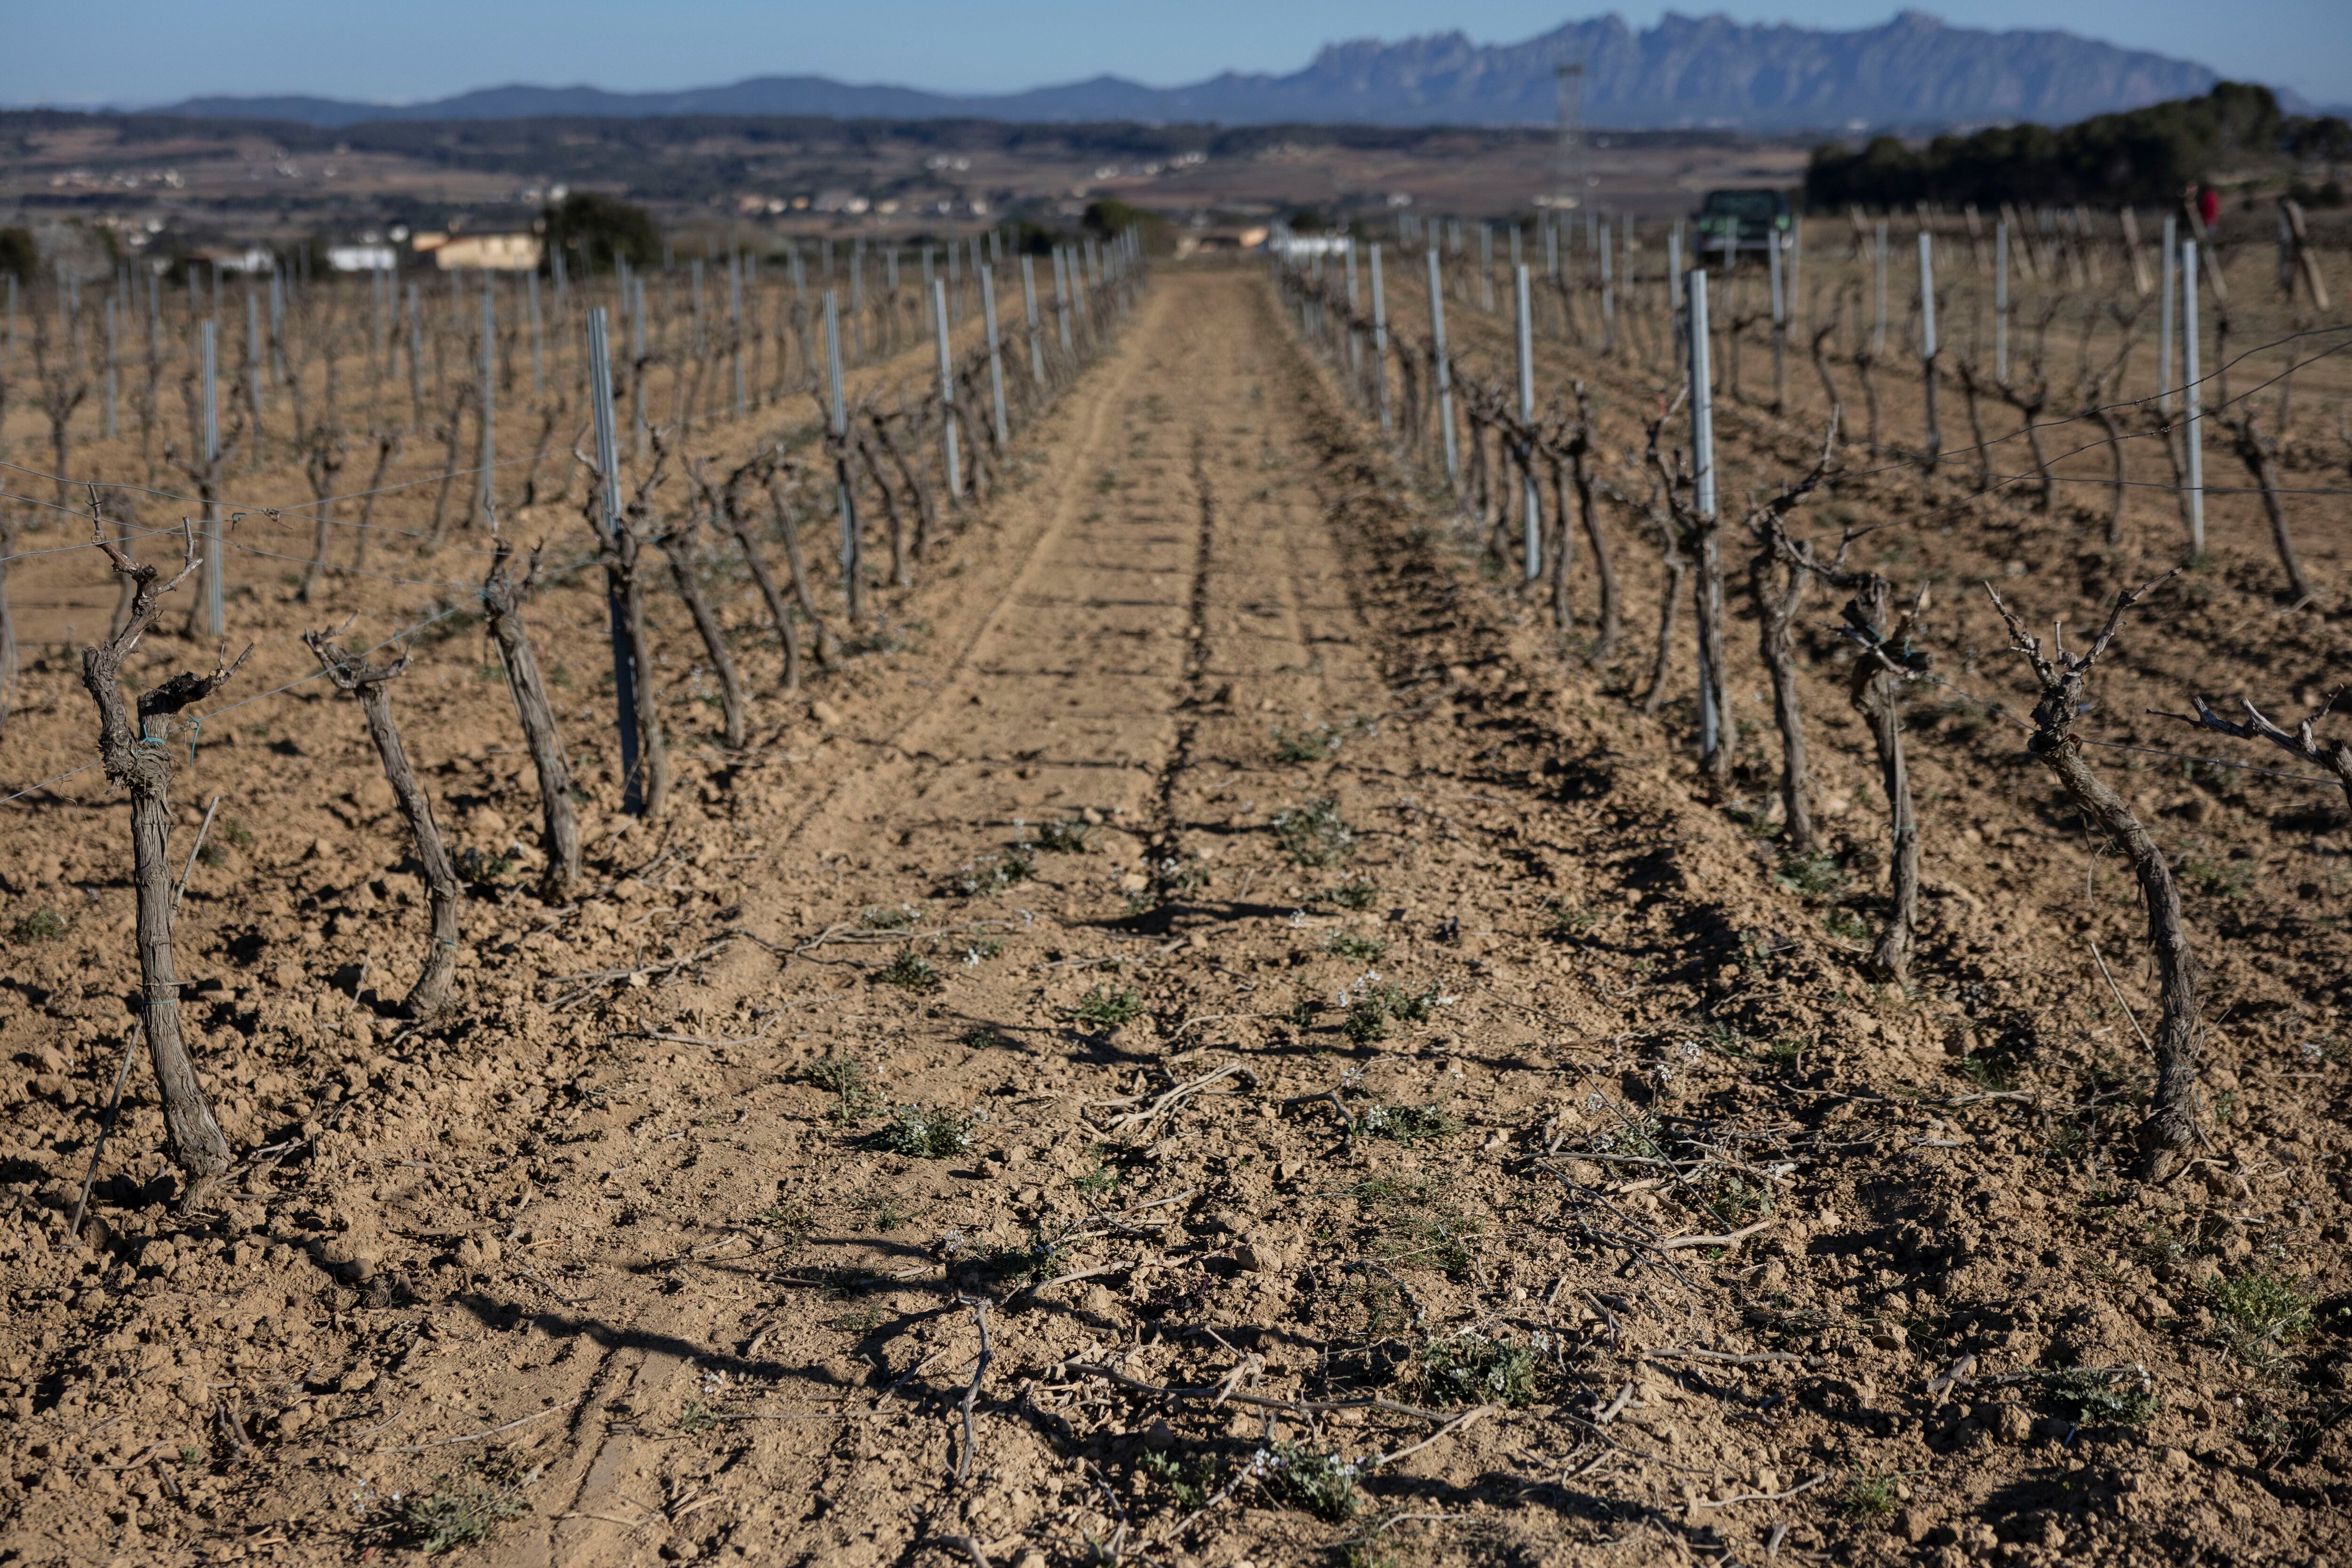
0;206;2348;1568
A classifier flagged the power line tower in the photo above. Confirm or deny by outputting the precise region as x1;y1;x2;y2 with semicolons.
1555;62;1585;211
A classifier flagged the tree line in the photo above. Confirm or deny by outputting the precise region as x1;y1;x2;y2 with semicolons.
1807;83;2352;212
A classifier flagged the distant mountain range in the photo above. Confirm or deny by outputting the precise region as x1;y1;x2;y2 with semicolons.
157;10;2244;134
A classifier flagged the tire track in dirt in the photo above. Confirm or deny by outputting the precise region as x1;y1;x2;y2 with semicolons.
425;277;1243;1568
599;271;1486;1567
461;292;1190;1568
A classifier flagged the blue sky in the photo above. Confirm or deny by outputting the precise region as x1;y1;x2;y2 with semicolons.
8;1;2345;111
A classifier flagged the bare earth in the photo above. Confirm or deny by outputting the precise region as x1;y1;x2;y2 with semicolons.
2;267;2349;1568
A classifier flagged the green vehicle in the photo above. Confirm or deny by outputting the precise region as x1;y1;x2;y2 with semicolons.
1694;189;1793;256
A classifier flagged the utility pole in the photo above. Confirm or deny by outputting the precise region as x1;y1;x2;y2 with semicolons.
1555;62;1585;212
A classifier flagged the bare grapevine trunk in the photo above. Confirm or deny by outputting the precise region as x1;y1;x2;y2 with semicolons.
482;547;581;897
1847;580;1920;984
1641;538;1686;716
304;631;462;1017
855;426;912;589
1751;545;1817;852
614;526;671;817
1546;451;1576;641
82;518;245;1210
768;474;839;669
658;513;748;748
2227;414;2312;602
1992;578;2200;1178
1581;473;1620;663
872;410;939;562
722;463;802;691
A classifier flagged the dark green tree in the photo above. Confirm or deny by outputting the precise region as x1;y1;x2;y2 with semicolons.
542;192;661;275
1804;83;2319;211
1082;199;1175;256
0;227;35;280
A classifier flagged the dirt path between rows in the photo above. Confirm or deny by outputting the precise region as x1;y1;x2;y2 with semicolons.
3;268;2347;1568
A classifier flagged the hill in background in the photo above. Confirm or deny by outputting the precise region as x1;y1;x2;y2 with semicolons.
157;10;2226;134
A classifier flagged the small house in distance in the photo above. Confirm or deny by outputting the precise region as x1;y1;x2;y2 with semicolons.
327;243;399;272
412;232;542;271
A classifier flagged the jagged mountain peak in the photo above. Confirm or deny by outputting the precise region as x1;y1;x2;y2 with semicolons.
150;11;2228;133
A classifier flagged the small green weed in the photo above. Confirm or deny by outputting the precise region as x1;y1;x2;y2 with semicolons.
1273;798;1355;868
1327;876;1380;911
1259;1442;1360;1522
376;1469;527;1555
1341;980;1443;1043
1075;983;1145;1028
1542;901;1601;939
1287;992;1320;1028
454;847;514;887
1126;855;1209;914
877;950;943;991
1824;907;1872;942
1776;847;1845;897
828;1303;886;1334
749;1203;814;1245
860;904;920;931
1074;1152;1123;1200
1271;719;1361;764
1843;1474;1899;1520
1140;1449;1221;1509
1959;1052;2017;1091
1357;1101;1456;1145
221;816;254;847
2239;1409;2321;1469
1036;819;1092;853
960;1025;1004;1049
1683;1171;1774;1230
2137;1216;2199;1273
1323;929;1387;963
1347;1171;1425;1205
8;907;69;944
856;1194;910;1232
2183;857;2253;899
948;849;1034;898
879;1103;980;1159
1416;1327;1539;1407
1588;1106;1667;1161
1349;1174;1482;1276
2048;1369;2161;1429
955;1229;1062;1287
2208;1267;2314;1369
1963;1011;2043;1090
804;1055;879;1124
679;1399;718;1433
2043;1114;2090;1162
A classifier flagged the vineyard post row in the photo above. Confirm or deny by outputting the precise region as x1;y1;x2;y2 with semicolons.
1268;205;2350;1181
0;227;1148;720
1273;198;2342;626
0;227;1144;545
0;228;1147;1216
